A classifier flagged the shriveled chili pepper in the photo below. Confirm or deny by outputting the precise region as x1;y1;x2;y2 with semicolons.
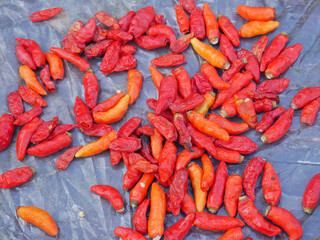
118;117;142;138
191;38;230;69
154;14;165;25
188;163;207;212
16;206;58;236
19;65;47;95
237;49;260;84
256;107;285;133
257;78;290;94
134;35;168;50
189;7;206;40
100;41;121;75
147;25;176;44
40;65;55;92
148;182;166;239
303;173;320;214
237;5;276;21
193;73;213;95
239;21;279;38
92;25;108;42
127;69;142;105
29;7;62;22
202;2;219;44
44;52;64;80
132;158;158;173
252;35;269;63
174;147;202;172
0;114;15;152
62;20;84;54
123;165;142;191
178;0;196;13
170;93;205;113
215;136;257;155
136;125;153;136
0;166;35;188
55;145;82;170
175;4;189;34
150;128;164;161
213;147;244;164
130;174;154;208
95;11;119;29
254;99;277;113
156;75;178;114
148;113;177;142
301;98;320;125
172;113;192;150
224;174;243;218
114;227;147;240
222;58;247;82
120;44;136;56
200;154;214;192
128;6;155;39
171;66;191;99
262;162;281;205
46;124;75;141
109;150;122;166
261;108;294;143
107;29;133;42
218;227;244;240
194;212;245;231
219;34;237;63
171;35;195;58
18;85;47;107
235;98;258;128
149;65;163;90
291;87;320;109
31;116;59;144
151;54;186;68
133;199;150;235
16;38;46;68
238;196;282;236
200;64;229;91
14;106;43;126
91;185;125;214
218;15;240;47
15;44;37;70
247;91;279;103
180;193;196;215
119;11;136;32
164;213;195;240
84;39;112;59
7;91;24;119
73;97;92;129
147;99;174;122
50;47;91;72
207;161;228;213
92;92;125;113
110;137;141;153
158;142;177;183
113;54;138;73
208;113;248;135
82;71;99;109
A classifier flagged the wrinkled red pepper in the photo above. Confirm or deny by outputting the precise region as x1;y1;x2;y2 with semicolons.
178;0;196;13
301;98;320;125
170;33;194;54
257;78;290;94
18;86;47;107
128;6;155;39
221;58;247;82
214;136;258;155
155;75;178;114
190;8;206;39
291;87;320;109
56;145;83;170
148;25;176;44
164;213;195;240
175;4;189;34
7;91;24;119
219;34;237;63
218;15;240;47
171;66;192;99
256;107;285;133
14;106;43;126
252;35;269;63
84;39;113;59
158;142;177;183
193;73;213;95
95;11;119;29
31;116;59;144
170;93;205;113
168;169;188;216
0;114;15;151
118;117;142;138
15;44;37;70
0;167;35;188
100;41;121;75
16;38;46;68
173;113;193;151
119;11;136;32
29;8;63;22
254;99;276;113
235;98;258;128
73;97;93;130
109;137;141;152
46;124;75;141
237;49;260;83
132;198;150;235
107;29;133;42
92;26;108;42
262;162;281;205
114;227;147;240
83;71;99;109
151;54;186;67
40;65;55;92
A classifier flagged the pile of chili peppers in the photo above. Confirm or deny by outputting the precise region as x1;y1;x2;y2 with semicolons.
0;1;319;239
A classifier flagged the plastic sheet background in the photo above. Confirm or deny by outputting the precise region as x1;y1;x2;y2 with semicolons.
0;0;319;239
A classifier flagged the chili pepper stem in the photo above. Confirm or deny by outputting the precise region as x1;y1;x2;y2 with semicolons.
265;72;274;79
220;109;228;118
153;236;161;240
85;68;93;73
239;155;244;163
130;200;138;208
272;101;277;108
209;37;219;45
29;167;36;174
116;207;126;214
261;134;268;143
291;103;298;109
208;208;217;214
264;205;271;216
303;207;314;214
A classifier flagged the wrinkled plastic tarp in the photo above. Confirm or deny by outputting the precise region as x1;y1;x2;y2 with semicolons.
0;0;320;239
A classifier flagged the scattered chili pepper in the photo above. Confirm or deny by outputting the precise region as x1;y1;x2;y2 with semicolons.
172;114;191;151
136;125;154;136
40;65;55;92
15;38;46;68
218;227;244;240
120;44;136;56
175;146;202;171
150;128;164;161
82;71;99;109
218;15;240;47
148;113;177;142
128;6;155;39
127;69;143;105
29;7;63;22
130;174;154;208
193;73;213;95
171;66;191;99
252;35;269;63
219;34;237;63
303;173;320;214
257;78;290;94
237;49;260;83
123;166;142;191
215;136;257;155
291;87;320;109
158;142;177;183
213;147;244;164
190;74;199;93
31;116;59;144
188;163;207;212
152;14;165;25
200;154;214;192
235;98;258;128
254;99;277;113
92;25;108;43
132;158;158;173
301;98;320;125
151;54;186;68
118;117;142;138
175;4;189;34
134;35;168;50
16;206;58;236
262;162;281;205
149;65;163;90
113;54;138;73
239;21;279;38
148;25;176;44
110;150;122;166
55;145;83;170
181;193;196;215
95;11;119;29
114;227;147;240
208;113;248;135
147;99;175;121
7;91;24;119
238;196;282;236
191;38;230;69
247;91;279;103
107;28;133;42
256;107;285;133
92;92;125;113
73;97;93;129
170;93;205;113
19;65;47;95
156;75;178;114
133;198;150;235
46;124;75;141
178;0;196;13
110;137;141;153
200;63;230;90
84;39;113;59
190;7;206;40
0;166;35;188
164;212;195;240
222;58;247;82
202;2;219;45
18;85;47;107
62;20;84;54
224;174;242;218
237;5;276;21
15;44;37;70
14;106;43;126
100;41;121;75
118;11;136;32
0;114;15;152
193;91;215;115
44;52;64;80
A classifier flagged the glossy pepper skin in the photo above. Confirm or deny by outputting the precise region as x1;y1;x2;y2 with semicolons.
164;213;195;240
303;173;320;214
190;8;206;40
158;142;177;183
218;15;240;47
172;66;191;99
239;21;279;38
83;71;99;109
256;107;285;133
31;116;59;144
208;113;249;135
114;227;147;240
201;154;214;192
92;92;125;113
148;113;177;142
29;8;62;22
91;185;125;214
203;2;219;44
237;49;260;83
188;163;207;212
173;113;193;151
130;174;154;207
265;206;303;240
19;65;47;95
201;63;230;90
16;38;46;68
73;97;93;129
262;162;281;205
219;34;237;63
225;174;243;218
175;146;203;171
148;25;176;44
13;106;43;126
252;35;269;63
238;196;281;236
0;114;15;151
291;87;320;109
55;145;82;170
218;227;244;240
16;206;58;236
15;44;37;70
214;136;257;155
237;5;276;21
235;98;258;128
257;78;290;94
175;5;189;34
301;98;320;125
119;11;136;32
207;161;228;214
222;58;247;82
128;6;155;39
44;52;64;80
0;167;35;188
40;65;55;92
133;199;150;235
127;69;143;104
7;91;24;119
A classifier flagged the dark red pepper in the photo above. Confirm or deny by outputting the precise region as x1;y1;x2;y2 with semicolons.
170;33;194;54
62;20;85;54
237;49;260;83
221;58;247;82
107;29;133;42
100;41;121;75
190;8;206;39
109;137;142;152
193;73;213;95
178;0;196;13
0;167;35;188
148;113;177;142
0;114;15;152
29;8;63;22
140;135;158;164
56;145;83;170
155;75;178;114
132;198;150;235
151;54;186;67
146;99;174;122
118;117;142;138
128;6;155;39
172;66;192;99
119;11;136;32
219;34;237;63
252;35;269;63
7;91;24;119
83;71;99;109
84;39;113;59
31;116;59;144
95;11;119;29
123;166;142;191
40;65;55;92
13;106;43;126
15;44;37;70
18;86;47;107
16;38;46;68
173;113;193;151
214;136;257;155
164;213;195;240
247;91;279;103
148;24;177;44
218;15;240;47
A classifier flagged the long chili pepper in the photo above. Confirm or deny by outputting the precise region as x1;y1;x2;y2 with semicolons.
92;25;108;43
261;108;294;143
44;52;64;80
75;130;117;157
170;93;205;113
252;35;269;63
175;5;189;34
191;38;230;69
194;212;245;231
257;78;290;94
55;145;83;170
128;6;155;39
95;11;119;29
239;21;279;38
133;199;150;235
0;167;35;188
84;39;113;59
301;98;320;125
107;29;133;42
193;73;213;95
0;114;15;151
29;8;63;22
16;206;58;236
256;107;285;133
208;113;249;135
130;174;154;207
62;20;84;54
262;162;281;205
203;2;219;44
114;227;147;240
218;228;244;240
118;117;142;138
73;97;92;129
150;128;164;161
7;91;24;119
31;116;59;144
123;166;142;191
15;44;37;70
175;146;203;171
194;91;216;115
222;58;247;82
291;87;320;109
201;154;214;192
303;173;320;214
149;65;163;90
207;161;228;214
213;147;244;164
218;15;240;47
134;35;168;50
172;66;191;99
155;75;178;114
254;99;277;113
201;62;230;90
100;41;121;75
46;124;75;141
148;113;177;142
40;65;55;92
118;11;136;32
239;196;282;236
225;174;243;218
127;69;143;104
92;92;125;113
247;91;279;103
148;182;166;239
110;150;122;166
219;34;238;63
19;65;47;95
237;5;276;21
13;106;43;126
15;38;46;68
188;163;207;212
147;25;176;44
151;54;186;67
82;71;99;109
136;125;154;136
18;86;47;107
181;193;196;214
173;113;193;151
235;98;258;128
109;137;141;152
164;213;195;240
158;142;177;183
214;136;257;155
190;7;206;39
237;49;260;83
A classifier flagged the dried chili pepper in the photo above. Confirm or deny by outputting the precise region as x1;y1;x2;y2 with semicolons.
155;75;178;114
203;2;219;45
200;63;229;91
222;58;247;82
256;107;285;133
120;44;136;56
150;128;164;161
257;78;290;94
262;162;281;205
154;14;165;25
16;38;46;68
0;114;15;152
130;174;154;208
16;206;58;236
29;7;62;22
18;86;47;107
134;35;168;50
193;73;213;95
224;174;242;218
31;116;59;144
181;193;196;214
118;117;142;138
171;66;191;99
175;4;189;34
170;93;205;113
107;29;133;42
82;71;99;109
128;6;155;39
114;227;147;240
219;34;237;63
218;227;244;240
110;137;141;152
214;136;257;155
188;163;207;212
92;25;108;42
254;99;277;113
119;11;136;32
148;25;176;44
291;87;320;109
149;65;163;90
19;65;47;95
133;198;150;235
73;97;92;129
164;213;195;240
178;0;196;13
95;11;119;29
151;54;186;68
92;92;125;113
147;99;174;121
171;34;194;57
303;173;320;214
55;145;82;170
238;196;281;236
84;39;113;59
136;125;154;136
0;167;35;188
113;54;138;73
237;5;276;21
148;113;177;142
44;52;64;80
218;15;240;47
91;185;125;214
109;150;122;166
158;142;177;183
7;91;24;119
172;114;191;150
40;65;55;92
252;35;269;63
15;44;37;70
175;146;202;171
132;158;158;173
123;166;142;191
301;98;320;125
46;124;75;141
237;49;260;83
235;98;258;128
239;21;279;38
247;91;279;103
200;154;214;192
190;8;206;40
127;69;142;104
208;113;248;135
193;91;215;115
14;106;43;126
100;41;121;75
213;147;244;164
62;20;84;54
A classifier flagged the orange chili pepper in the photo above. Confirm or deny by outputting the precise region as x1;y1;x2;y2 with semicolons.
201;154;214;192
203;2;219;45
130;173;154;207
175;146;203;171
187;110;230;141
201;62;230;90
149;65;163;90
44;52;64;80
75;130;117;157
190;38;230;69
93;94;130;124
208;113;249;135
148;182;166;239
193;91;216;115
235;98;258;128
237;5;276;21
239;21;279;38
224;174;243;218
19;65;47;95
188;163;207;212
218;227;244;240
92;92;125;113
150;128;164;161
16;206;58;236
127;69;143;104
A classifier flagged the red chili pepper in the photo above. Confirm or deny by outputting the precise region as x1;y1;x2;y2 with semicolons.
147;25;176;44
303;173;320;214
256;107;285;133
154;14;165;25
127;69;142;104
219;34;237;63
119;11;136;32
107;29;133;42
181;193;196;214
91;185;125;214
214;136;257;155
84;39;113;59
110;150;122;166
172;113;192;151
238;196;282;236
207;113;248;135
0;114;15;152
132;199;150;235
203;2;219;45
55;145;82;170
224;174;243;218
130;174;154;208
213;147;244;164
123;166;142;191
31;116;59;144
62;21;84;54
235;98;258;128
257;78;290;94
118;117;142;138
7;91;24;119
148;113;177;142
236;5;276;21
46;124;75;141
155;75;178;114
190;8;206;39
29;8;62;22
114;227;147;240
112;54;137;73
166;191;177;213
146;99;174;122
128;6;155;39
207;161;228;213
134;35;168;50
171;66;191;99
92;26;108;42
95;11;119;29
200;63;230;90
237;49;260;83
219;227;244;240
77;123;113;138
40;65;55;92
291;87;320;109
164;213;195;240
301;98;320;125
175;147;202;172
92;92;125;113
260;32;288;72
222;58;247;82
252;35;269;63
170;93;205;113
265;206;303;240
100;41;121;75
120;44;136;56
247;91;279;103
254;99;277;113
16;38;46;68
14;106;43;126
154;171;169;188
138;137;157;164
158;142;177;183
136;125;154;136
175;5;189;34
151;54;186;68
73;97;93;130
201;154;214;192
218;15;240;47
0;167;35;188
82;71;99;109
193;73;213;95
194;212;245;231
15;45;37;70
50;47;91;72
262;162;281;205
18;86;47;107
132;159;158;173
169;33;194;55
178;0;196;13
109;137;141;152
44;52;64;80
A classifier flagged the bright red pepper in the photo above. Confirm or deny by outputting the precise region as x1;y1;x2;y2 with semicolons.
92;25;108;42
0;114;15;152
119;11;136;32
237;49;260;83
178;0;196;13
218;15;240;47
128;6;155;39
171;66;191;99
15;38;46;68
113;55;137;73
173;113;193;151
62;20;84;54
155;75;178;114
44;52;64;80
92;92;125;113
256;107;285;133
31;116;59;144
254;99;276;113
147;99;174;122
235;98;258;128
225;174;242;218
107;29;133;42
123;166;142;191
148;113;177;142
148;25;176;44
109;137;141;152
219;33;238;64
193;73;213;95
175;146;203;171
201;62;230;90
207;113;249;135
257;78;290;94
291;87;320;109
154;14;165;25
95;11;119;29
301;98;320;125
158;142;177;183
132;159;158;173
203;2;219;45
164;213;195;240
130;174;154;208
252;35;269;63
7;91;24;119
218;228;244;240
83;71;99;109
110;150;122;166
136;125;154;136
213;147;244;164
40;65;55;92
29;8;62;22
181;193;196;215
170;93;205;113
15;44;37;70
55;145;83;170
84;39;113;59
132;199;150;235
190;8;206;39
214;136;257;155
118;117;142;138
46;124;75;141
247;91;279;103
151;54;186;67
100;41;121;75
73;97;93;130
201;154;214;192
175;5;189;34
168;169;188;216
114;227;147;240
222;58;247;82
262;162;281;205
120;44;136;56
0;167;35;188
13;106;43;126
18;86;47;107
134;35;168;50
303;173;320;214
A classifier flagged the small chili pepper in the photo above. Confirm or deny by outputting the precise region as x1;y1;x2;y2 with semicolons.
134;35;168;50
215;136;257;155
193;73;213;95
55;145;82;170
148;113;177;142
132;158;158;173
200;154;214;192
153;14;165;25
119;11;136;32
147;99;175;122
213;147;244;164
303;173;320;214
29;7;62;22
75;130;117;157
203;2;219;45
261;108;294;143
127;69;143;105
128;6;155;39
172;114;191;150
14;106;43;126
120;44;136;56
0;166;35;188
130;174;154;208
219;34;238;63
15;44;37;70
175;4;189;34
7;91;24;119
181;193;196;214
164;213;195;240
123;165;142;191
222;58;247;82
73;97;92;129
50;47;91;72
118;117;142;138
18;85;47;107
291;87;320;109
254;99;277;113
188;163;207;212
147;25;176;44
15;38;46;68
170;93;205;113
94;11;119;29
218;227;244;240
235;98;258;128
191;38;230;69
224;174;243;218
151;54;186;68
31;116;59;144
189;7;206;40
62;20;84;54
150;128;164;161
301;98;320;125
141;137;158;165
257;78;290;94
237;49;260;83
107;29;133;42
158;142;177;183
115;227;147;240
133;199;150;235
113;54;138;73
84;39;113;59
110;137;142;152
148;182;166;239
238;196;282;236
252;35;269;63
46;124;75;141
200;64;229;91
178;0;196;13
100;41;121;75
237;5;276;21
40;65;55;92
193;91;215;115
256;107;285;133
0;114;15;152
262;162;281;205
149;65;163;90
92;92;125;113
171;34;195;57
110;150;122;166
218;15;240;47
82;71;99;109
194;212;245;231
44;52;64;80
171;66;191;99
156;75;178;114
207;161;228;213
92;25;108;42
208;113;248;135
239;21;279;38
247;91;279;103
91;185;125;214
174;147;202;172
16;206;58;236
136;125;153;136
19;65;47;95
